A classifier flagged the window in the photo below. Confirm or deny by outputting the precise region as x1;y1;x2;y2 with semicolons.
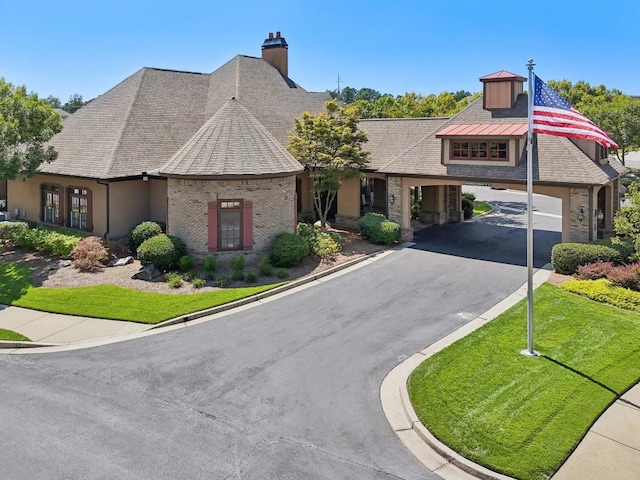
68;187;92;231
219;200;242;250
41;184;61;224
208;200;253;252
452;141;508;161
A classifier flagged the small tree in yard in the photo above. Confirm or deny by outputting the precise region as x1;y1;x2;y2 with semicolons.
287;100;370;229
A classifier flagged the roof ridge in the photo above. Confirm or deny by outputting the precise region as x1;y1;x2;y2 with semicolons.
104;68;148;177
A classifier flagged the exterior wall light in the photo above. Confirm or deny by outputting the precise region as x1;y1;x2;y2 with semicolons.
597;209;604;223
577;208;585;221
142;172;149;182
389;194;395;205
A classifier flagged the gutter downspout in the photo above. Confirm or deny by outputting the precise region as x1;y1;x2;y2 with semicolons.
97;179;110;239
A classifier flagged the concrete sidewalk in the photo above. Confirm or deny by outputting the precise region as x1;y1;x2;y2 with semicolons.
381;267;640;480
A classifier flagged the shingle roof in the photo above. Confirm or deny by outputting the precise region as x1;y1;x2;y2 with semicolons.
40;55;327;180
379;95;626;186
159;98;303;177
359;117;449;171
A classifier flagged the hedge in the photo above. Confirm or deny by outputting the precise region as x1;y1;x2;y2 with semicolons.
359;212;400;245
551;242;623;275
269;232;309;267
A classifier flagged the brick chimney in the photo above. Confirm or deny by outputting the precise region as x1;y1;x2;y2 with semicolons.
261;31;288;77
479;70;526;109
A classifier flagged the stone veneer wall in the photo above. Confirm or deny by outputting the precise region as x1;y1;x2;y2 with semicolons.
386;176;412;241
446;185;463;223
167;176;296;255
569;187;591;242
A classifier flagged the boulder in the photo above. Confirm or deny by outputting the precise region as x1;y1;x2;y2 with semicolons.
108;256;134;267
131;264;161;281
49;259;72;270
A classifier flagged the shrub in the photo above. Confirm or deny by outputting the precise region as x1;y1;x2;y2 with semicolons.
71;236;108;272
462;191;476;202
359;212;400;245
168;235;187;259
269;232;309;267
202;254;217;274
257;256;273;276
276;267;289;278
607;263;640;291
297;222;316;246
561;278;640;312
6;225;81;256
551;242;623;275
576;261;615;280
231;254;246;273
178;255;194;272
217;275;231;287
313;230;342;258
231;270;245;282
165;272;183;288
137;234;181;272
129;221;163;253
245;271;258;283
191;277;206;288
0;221;28;240
461;196;474;220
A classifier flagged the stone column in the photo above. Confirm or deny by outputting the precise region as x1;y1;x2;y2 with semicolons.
446;185;463;223
569;187;590;242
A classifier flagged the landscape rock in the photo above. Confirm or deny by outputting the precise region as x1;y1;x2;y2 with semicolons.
131;264;161;281
108;256;134;267
49;259;72;270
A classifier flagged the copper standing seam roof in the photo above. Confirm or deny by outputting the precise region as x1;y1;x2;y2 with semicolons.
435;123;528;137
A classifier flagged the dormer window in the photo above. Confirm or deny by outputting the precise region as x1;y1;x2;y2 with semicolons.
452;141;508;161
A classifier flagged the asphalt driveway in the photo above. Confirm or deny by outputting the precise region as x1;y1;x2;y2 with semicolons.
0;209;561;479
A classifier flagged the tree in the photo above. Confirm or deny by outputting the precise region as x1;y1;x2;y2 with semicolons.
0;78;63;181
288;100;370;228
614;182;640;257
63;93;86;113
44;95;62;108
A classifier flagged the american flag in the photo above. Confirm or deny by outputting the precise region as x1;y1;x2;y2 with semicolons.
532;75;618;149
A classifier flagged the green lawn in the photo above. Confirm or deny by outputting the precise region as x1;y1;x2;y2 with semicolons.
473;201;492;216
0;262;285;324
408;283;640;480
0;328;30;341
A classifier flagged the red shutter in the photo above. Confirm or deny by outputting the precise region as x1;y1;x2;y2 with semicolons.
208;202;217;252
242;200;253;251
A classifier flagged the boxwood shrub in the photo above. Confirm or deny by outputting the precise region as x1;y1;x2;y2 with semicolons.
269;232;309;267
359;212;400;245
129;221;163;253
137;233;185;272
551;242;623;275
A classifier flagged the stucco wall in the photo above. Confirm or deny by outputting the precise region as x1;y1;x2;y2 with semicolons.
167;176;297;254
335;177;360;228
109;180;154;239
7;174;108;236
149;178;168;225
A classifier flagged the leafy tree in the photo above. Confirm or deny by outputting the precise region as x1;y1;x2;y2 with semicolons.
0;78;63;181
288;100;370;228
44;95;62;108
614;182;640;257
546;79;640;162
63;93;86;113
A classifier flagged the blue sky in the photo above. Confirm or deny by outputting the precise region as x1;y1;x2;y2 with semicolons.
2;0;638;102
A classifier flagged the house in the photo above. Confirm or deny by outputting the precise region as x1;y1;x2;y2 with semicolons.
8;32;329;254
7;35;626;254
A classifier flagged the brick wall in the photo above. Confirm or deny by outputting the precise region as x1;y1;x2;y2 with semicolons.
167;176;296;255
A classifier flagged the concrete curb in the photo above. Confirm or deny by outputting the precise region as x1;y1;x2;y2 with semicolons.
0;243;408;352
380;265;552;480
146;243;409;331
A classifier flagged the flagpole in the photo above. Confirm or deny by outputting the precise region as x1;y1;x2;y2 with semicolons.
523;59;538;357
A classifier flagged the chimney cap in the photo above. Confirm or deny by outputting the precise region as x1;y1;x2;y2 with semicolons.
479;70;526;83
262;32;288;50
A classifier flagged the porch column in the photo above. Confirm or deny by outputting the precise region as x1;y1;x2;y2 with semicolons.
388;176;412;241
569;187;591;242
